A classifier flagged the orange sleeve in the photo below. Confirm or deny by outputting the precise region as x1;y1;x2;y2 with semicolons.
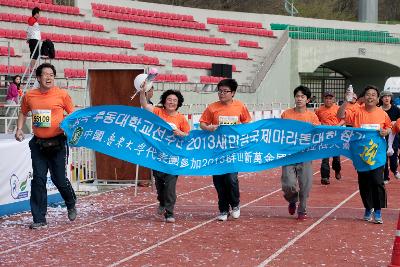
344;109;355;126
280;110;287;119
240;105;251;123
20;95;30;116
153;107;162;116
199;107;213;125
311;113;321;125
179;115;190;133
394;118;400;134
63;91;74;114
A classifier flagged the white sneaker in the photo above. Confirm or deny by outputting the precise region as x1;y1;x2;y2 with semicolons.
395;172;400;180
217;212;228;221
231;206;240;219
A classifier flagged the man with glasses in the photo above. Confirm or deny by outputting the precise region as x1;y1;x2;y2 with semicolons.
199;78;251;221
15;63;77;229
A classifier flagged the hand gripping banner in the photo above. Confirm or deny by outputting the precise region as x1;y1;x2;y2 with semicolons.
61;105;386;175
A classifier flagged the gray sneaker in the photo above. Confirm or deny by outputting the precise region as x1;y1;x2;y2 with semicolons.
29;222;47;229
68;207;77;221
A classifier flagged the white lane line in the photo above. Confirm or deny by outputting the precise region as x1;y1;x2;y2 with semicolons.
0;184;214;255
108;188;283;267
109;159;352;266
256;189;359;267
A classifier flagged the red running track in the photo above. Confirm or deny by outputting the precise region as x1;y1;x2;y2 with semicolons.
0;159;399;266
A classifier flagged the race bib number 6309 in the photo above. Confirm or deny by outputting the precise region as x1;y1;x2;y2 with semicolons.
32;109;51;128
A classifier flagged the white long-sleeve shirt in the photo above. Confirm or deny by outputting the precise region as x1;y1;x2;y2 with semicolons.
27;16;41;40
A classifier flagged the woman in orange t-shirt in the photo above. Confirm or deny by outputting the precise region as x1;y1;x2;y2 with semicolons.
140;86;190;223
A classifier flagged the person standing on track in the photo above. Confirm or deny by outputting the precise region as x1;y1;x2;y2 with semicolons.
14;63;77;229
281;85;320;220
379;91;400;184
338;85;391;224
199;78;251;222
140;86;190;223
315;91;345;185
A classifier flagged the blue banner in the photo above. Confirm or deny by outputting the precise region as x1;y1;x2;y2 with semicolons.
61;105;386;175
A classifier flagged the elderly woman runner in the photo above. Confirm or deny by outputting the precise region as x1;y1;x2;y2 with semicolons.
139;83;190;223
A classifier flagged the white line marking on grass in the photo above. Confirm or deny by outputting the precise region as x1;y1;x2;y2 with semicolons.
108;188;283;267
256;189;359;267
0;184;214;255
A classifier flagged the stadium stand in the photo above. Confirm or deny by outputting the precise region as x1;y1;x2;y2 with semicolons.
0;0;81;15
92;7;206;30
91;3;194;22
271;23;400;43
0;13;105;32
118;27;227;45
64;68;86;79
207;17;263;29
172;59;238;72
200;76;226;84
144;43;249;59
154;73;188;83
238;40;261;48
218;25;274;37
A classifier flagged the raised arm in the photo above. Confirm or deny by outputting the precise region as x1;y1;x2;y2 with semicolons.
139;87;154;113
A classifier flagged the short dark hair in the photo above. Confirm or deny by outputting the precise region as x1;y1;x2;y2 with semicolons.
36;63;56;77
217;78;238;92
32;7;40;17
363;85;379;97
159;89;184;110
293;85;311;99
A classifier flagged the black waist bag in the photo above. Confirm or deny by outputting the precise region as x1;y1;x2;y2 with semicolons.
36;135;66;155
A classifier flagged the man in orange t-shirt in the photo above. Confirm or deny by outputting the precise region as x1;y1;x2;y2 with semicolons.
281;85;320;221
338;85;391;224
200;78;251;222
315;91;345;185
15;63;77;229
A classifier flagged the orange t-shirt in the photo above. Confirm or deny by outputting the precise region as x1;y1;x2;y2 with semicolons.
199;99;251;125
21;87;74;138
153;107;190;133
281;108;320;125
315;104;341;126
345;106;392;130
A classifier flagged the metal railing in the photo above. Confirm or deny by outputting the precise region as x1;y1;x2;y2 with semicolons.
153;81;252;93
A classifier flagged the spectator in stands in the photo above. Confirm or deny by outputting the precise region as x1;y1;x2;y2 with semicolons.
199;79;251;221
27;7;41;71
139;86;190;223
14;63;77;229
281;85;320;220
338;85;391;224
315;91;345;185
6;75;21;105
379;91;400;183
